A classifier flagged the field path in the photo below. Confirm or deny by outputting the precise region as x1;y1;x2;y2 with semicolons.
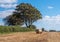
0;32;60;42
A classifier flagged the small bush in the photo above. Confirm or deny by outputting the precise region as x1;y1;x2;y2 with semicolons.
29;25;36;29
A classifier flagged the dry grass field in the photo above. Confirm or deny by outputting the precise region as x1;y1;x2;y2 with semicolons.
0;32;60;42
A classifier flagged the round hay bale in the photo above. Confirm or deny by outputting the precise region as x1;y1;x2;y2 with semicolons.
35;29;42;34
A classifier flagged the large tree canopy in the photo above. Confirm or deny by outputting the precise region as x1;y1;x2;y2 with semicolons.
4;3;42;28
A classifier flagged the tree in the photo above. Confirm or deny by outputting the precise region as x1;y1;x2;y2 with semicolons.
4;14;24;26
42;28;45;31
4;3;42;28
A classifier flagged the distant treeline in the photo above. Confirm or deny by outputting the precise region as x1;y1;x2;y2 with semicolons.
49;30;60;32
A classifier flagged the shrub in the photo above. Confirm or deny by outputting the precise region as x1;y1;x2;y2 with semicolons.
29;25;36;29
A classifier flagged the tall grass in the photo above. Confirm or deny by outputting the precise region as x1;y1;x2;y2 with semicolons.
0;26;35;33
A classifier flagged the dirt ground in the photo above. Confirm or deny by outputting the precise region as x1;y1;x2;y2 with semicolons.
0;32;60;42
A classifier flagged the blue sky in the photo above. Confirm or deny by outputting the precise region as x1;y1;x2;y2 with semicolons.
0;0;60;30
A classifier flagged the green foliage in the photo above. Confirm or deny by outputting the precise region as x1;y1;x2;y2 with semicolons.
49;30;56;32
42;28;45;31
4;3;42;28
29;25;36;29
0;26;35;33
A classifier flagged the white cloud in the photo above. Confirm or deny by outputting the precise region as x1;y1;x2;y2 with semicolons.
0;4;17;8
0;10;14;18
35;15;60;30
0;0;18;8
48;6;54;9
0;0;17;3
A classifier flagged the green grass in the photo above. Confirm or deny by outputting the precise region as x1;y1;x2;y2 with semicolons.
0;25;35;34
